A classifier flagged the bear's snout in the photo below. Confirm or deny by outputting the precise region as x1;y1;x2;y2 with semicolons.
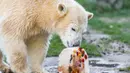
67;40;80;47
72;41;80;47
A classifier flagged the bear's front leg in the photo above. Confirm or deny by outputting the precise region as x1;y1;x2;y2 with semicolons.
2;39;31;73
26;33;50;73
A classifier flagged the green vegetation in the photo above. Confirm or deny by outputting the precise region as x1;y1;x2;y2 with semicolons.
47;35;101;57
47;0;130;57
89;17;130;44
123;0;130;9
77;0;130;44
81;41;101;57
48;35;65;57
119;67;130;72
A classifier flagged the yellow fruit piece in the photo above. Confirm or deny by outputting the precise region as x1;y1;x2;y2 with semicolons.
78;53;82;57
73;49;77;53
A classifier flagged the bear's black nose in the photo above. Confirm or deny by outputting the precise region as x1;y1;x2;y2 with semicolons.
72;42;80;47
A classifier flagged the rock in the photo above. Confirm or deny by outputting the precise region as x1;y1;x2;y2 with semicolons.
83;28;110;45
43;57;59;73
83;27;130;63
43;57;59;67
101;41;130;62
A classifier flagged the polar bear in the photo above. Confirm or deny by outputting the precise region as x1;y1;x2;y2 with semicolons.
0;0;93;73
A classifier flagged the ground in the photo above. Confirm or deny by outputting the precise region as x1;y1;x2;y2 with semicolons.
43;57;130;73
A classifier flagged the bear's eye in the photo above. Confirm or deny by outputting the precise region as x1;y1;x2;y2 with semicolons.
71;28;76;31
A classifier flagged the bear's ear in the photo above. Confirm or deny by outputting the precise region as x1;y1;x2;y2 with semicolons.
57;3;67;17
86;12;94;20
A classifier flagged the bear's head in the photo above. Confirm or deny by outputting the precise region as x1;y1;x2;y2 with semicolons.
38;0;93;47
55;0;93;47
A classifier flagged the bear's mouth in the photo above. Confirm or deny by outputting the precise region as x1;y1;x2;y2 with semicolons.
67;41;80;47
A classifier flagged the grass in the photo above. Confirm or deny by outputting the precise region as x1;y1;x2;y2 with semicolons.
81;42;101;57
47;35;65;57
77;0;130;44
47;35;101;57
88;15;130;44
119;67;130;72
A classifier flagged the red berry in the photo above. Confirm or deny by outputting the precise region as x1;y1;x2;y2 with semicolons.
81;58;85;62
76;51;79;56
84;54;88;59
78;47;82;51
73;49;76;53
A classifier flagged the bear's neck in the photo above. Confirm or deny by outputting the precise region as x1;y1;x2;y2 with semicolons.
35;0;58;33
